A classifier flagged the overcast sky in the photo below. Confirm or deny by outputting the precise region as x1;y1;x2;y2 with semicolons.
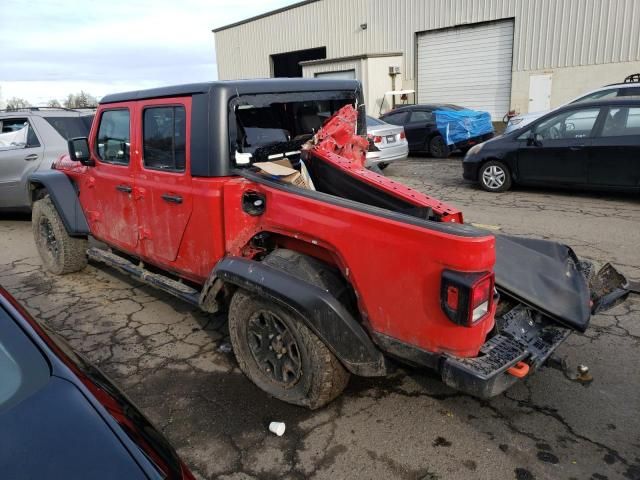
0;0;297;106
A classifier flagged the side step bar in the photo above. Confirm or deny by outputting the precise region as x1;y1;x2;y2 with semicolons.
87;247;200;306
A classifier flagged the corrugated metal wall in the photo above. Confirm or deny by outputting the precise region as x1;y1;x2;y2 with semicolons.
214;0;640;80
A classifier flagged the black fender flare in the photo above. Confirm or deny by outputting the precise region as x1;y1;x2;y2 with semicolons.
213;256;387;377
29;170;90;236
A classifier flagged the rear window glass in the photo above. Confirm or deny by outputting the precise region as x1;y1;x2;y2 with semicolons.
366;116;385;127
231;91;359;162
44;116;93;140
0;305;49;413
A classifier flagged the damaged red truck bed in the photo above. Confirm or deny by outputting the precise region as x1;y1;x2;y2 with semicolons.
29;79;631;409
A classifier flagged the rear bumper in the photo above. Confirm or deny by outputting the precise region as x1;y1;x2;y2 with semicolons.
440;308;570;398
374;305;571;399
365;143;409;166
454;132;494;151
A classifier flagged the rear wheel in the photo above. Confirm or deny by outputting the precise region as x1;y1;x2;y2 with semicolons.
428;135;450;158
228;249;350;409
32;195;88;274
479;160;512;192
378;162;389;170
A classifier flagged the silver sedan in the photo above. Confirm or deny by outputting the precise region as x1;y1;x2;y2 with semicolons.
365;116;408;170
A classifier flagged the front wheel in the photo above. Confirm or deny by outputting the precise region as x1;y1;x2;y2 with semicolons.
228;290;350;409
32;195;88;274
428;135;450;158
479;160;512;192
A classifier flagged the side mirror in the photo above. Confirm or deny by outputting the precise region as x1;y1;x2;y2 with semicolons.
527;132;543;147
68;137;93;166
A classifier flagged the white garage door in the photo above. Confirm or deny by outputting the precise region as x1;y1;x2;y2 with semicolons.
417;20;514;119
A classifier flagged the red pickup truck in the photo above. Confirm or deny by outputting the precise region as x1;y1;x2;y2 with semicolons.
29;79;629;409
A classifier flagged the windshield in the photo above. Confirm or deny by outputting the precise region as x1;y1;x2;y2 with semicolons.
0;305;49;413
45;115;94;140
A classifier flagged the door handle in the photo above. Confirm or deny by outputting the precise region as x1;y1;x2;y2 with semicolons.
161;193;183;204
24;154;39;161
115;184;132;193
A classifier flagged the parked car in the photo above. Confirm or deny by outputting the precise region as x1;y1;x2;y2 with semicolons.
463;98;640;192
365;115;408;169
504;73;640;133
29;79;628;410
0;285;194;479
0;108;93;211
380;104;494;158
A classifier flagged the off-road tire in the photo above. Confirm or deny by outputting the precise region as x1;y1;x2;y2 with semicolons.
428;135;450;158
478;160;512;192
32;195;88;275
228;249;350;409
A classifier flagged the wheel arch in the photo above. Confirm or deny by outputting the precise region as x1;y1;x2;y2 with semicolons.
29;170;89;237
208;255;387;377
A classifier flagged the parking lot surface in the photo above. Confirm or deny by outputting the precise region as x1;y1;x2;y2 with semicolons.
1;157;639;480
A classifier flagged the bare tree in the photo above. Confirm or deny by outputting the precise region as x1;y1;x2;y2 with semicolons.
6;97;32;110
47;99;62;108
63;90;98;108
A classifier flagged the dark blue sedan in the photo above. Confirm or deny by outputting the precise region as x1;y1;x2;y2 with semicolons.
0;286;194;479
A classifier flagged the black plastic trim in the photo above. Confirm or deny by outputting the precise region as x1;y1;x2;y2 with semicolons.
29;170;89;236
213;256;387;377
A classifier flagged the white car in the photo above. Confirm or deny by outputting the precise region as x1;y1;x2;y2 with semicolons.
505;74;640;133
365;116;408;170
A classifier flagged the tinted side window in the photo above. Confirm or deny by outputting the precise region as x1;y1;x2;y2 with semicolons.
44;116;93;140
97;109;130;165
600;107;640;137
143;106;186;172
382;112;407;125
409;111;433;123
618;87;640;98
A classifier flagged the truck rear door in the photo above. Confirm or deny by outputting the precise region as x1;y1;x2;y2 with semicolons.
133;97;193;264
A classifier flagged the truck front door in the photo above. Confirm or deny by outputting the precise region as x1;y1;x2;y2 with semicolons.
133;98;193;264
83;107;139;251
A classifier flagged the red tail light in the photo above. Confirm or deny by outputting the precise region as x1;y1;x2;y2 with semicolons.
441;270;494;327
399;131;406;139
373;135;383;144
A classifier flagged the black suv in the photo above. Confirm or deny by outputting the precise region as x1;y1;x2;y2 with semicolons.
463;98;640;192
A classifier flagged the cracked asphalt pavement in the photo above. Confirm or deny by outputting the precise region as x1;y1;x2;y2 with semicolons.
1;156;639;480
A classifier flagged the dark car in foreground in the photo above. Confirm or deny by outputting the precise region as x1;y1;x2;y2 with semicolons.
0;286;194;479
380;104;493;157
463;98;640;192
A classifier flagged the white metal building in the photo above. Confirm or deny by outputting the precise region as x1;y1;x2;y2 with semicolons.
213;0;640;119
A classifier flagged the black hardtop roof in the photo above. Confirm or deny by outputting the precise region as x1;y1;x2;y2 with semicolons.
100;78;361;104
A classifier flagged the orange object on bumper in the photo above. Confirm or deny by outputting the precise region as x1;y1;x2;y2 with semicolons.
507;361;530;378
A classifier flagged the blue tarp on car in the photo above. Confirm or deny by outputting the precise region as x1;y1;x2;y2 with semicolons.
434;109;494;146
